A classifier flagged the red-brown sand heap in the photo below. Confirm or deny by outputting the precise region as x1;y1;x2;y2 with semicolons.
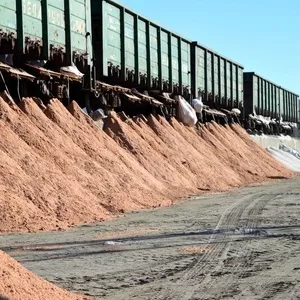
0;97;293;234
0;98;172;233
0;97;294;299
194;121;291;183
0;250;91;300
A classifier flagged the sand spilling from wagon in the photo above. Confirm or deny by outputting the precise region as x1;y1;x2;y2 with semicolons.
0;97;293;234
0;250;90;300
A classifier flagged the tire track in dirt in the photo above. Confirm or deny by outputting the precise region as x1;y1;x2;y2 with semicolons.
205;193;277;299
158;188;284;300
188;185;300;300
288;281;300;300
3;179;299;300
155;192;264;300
78;193;263;299
261;194;300;300
79;192;264;300
78;254;194;292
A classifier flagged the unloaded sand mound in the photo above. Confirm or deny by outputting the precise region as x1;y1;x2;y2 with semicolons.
0;97;294;298
0;97;293;234
0;250;90;300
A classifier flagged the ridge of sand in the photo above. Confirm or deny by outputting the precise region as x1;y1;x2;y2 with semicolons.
0;250;91;300
0;98;293;234
0;98;294;300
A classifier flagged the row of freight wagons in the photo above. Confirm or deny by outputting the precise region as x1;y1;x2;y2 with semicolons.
92;0;244;111
244;73;299;123
0;0;92;67
0;0;299;123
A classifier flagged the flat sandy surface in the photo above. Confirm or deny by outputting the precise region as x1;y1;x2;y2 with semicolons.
1;178;300;300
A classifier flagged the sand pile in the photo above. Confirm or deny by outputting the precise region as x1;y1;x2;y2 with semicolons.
104;112;243;195
145;115;241;189
104;112;195;196
0;250;90;300
0;97;110;232
104;112;292;195
194;122;292;182
214;123;291;176
0;97;176;233
0;97;293;234
230;123;294;171
0;98;294;299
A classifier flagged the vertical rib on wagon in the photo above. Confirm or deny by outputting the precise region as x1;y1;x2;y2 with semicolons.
16;0;24;54
42;0;49;59
64;0;72;65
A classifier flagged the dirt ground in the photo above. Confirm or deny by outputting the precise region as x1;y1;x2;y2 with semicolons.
1;178;300;300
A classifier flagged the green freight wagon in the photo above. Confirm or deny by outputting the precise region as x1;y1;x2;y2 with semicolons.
91;0;191;97
191;42;244;110
0;0;92;67
243;72;299;123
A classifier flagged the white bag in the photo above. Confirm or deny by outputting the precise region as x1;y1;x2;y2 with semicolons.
60;63;84;77
176;96;197;127
192;97;204;114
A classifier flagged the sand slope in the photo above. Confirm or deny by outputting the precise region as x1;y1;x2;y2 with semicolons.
0;250;91;300
0;98;293;233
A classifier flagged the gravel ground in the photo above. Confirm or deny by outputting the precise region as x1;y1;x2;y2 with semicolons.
1;178;300;300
